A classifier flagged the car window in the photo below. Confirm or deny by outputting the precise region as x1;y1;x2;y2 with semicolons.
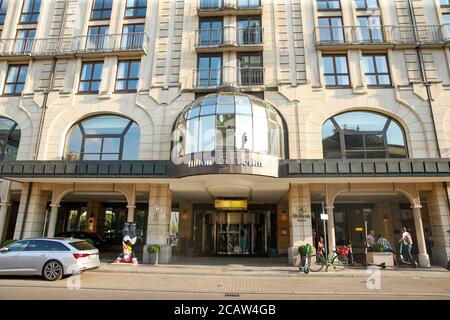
69;241;95;251
6;240;31;252
26;240;50;251
48;241;70;251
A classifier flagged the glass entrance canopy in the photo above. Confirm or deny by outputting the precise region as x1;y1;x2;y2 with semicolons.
172;92;285;159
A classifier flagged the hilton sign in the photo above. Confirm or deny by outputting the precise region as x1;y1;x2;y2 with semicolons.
187;158;263;168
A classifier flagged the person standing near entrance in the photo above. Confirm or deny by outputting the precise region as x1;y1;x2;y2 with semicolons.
367;230;376;249
399;227;414;263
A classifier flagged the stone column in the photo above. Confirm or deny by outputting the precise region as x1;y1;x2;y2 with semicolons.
46;203;60;237
412;205;430;268
0;180;12;242
0;202;11;242
288;184;313;265
325;205;336;257
426;183;450;266
127;205;136;223
143;184;172;264
14;183;49;239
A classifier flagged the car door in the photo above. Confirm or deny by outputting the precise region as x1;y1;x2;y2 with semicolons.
0;240;31;274
20;240;51;274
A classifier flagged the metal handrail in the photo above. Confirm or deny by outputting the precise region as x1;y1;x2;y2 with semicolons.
193;66;264;88
198;0;262;10
195;26;263;47
0;32;149;56
314;25;446;46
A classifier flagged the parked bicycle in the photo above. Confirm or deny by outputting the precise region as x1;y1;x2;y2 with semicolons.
307;246;349;272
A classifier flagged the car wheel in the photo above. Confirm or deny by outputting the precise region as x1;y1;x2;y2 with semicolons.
42;260;63;281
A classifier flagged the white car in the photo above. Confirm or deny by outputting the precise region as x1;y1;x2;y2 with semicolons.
0;238;100;281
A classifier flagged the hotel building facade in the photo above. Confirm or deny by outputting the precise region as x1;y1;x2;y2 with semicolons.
0;0;449;267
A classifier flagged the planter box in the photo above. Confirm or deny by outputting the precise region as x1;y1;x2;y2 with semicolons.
367;252;394;267
143;244;172;264
149;253;158;265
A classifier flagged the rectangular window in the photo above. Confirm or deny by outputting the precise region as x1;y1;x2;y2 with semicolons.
20;0;41;24
125;0;147;18
198;18;223;47
237;0;261;8
0;0;8;25
3;64;28;95
362;54;391;87
121;24;144;49
440;0;450;8
237;16;262;45
197;55;222;87
237;53;263;85
357;16;383;42
355;0;379;10
318;17;344;43
86;25;109;50
79;62;103;93
444;14;450;40
322;55;350;87
115;60;140;92
91;0;112;20
14;29;35;53
317;0;341;11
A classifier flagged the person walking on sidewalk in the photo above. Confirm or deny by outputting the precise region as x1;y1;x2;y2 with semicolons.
399;227;414;264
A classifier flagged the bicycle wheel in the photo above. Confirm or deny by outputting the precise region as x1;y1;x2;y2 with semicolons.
307;254;325;272
332;255;348;271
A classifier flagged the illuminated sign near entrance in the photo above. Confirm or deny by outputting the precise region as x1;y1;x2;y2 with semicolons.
214;200;248;211
187;158;263;168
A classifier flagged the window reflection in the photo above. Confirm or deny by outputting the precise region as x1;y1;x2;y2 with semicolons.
172;93;285;158
64;115;140;160
0;117;21;160
322;111;407;159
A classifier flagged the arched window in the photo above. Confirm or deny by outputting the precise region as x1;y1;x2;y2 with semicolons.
64;115;140;160
0;117;21;160
322;111;407;159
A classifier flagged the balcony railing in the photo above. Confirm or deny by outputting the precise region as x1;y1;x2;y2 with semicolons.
77;32;149;53
314;25;446;47
195;27;263;49
198;0;262;11
0;32;149;57
237;67;264;86
193;66;264;89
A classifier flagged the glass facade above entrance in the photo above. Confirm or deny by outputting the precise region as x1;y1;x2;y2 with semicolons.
171;92;285;159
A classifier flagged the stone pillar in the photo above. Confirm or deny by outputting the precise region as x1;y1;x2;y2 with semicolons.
412;205;430;268
14;183;49;239
426;183;450;266
46;203;60;237
325;205;336;257
143;184;172;264
288;184;312;265
0;202;11;242
127;205;136;223
0;180;12;242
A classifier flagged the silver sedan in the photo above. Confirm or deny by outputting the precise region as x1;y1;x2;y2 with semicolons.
0;238;100;281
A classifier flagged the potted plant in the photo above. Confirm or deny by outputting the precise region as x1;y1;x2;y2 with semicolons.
371;243;385;252
147;245;160;265
367;243;394;267
298;244;313;271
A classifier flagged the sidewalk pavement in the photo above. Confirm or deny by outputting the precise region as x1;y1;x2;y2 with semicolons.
95;256;450;279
